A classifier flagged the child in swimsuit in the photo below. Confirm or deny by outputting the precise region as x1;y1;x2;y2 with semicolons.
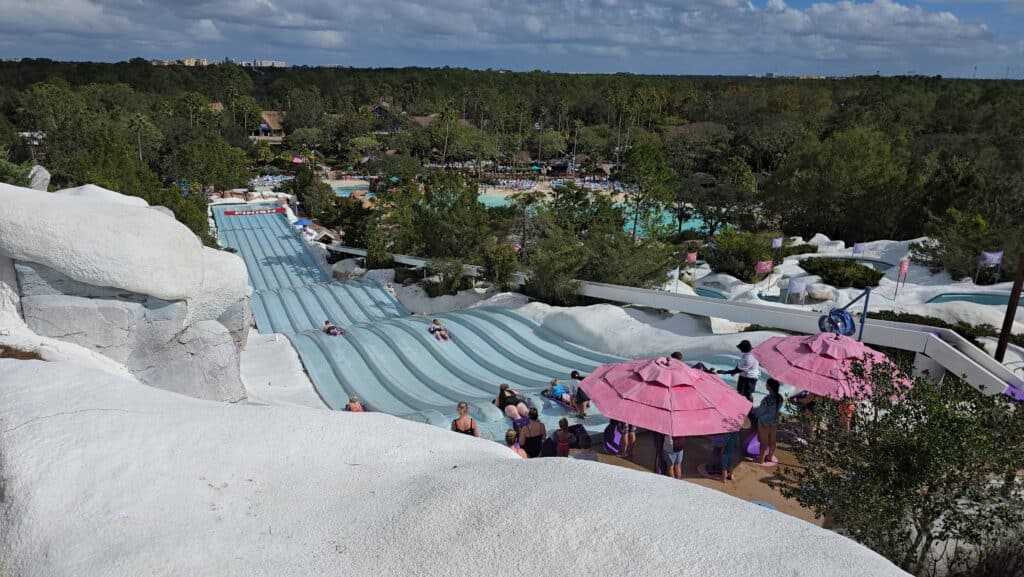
428;319;451;341
542;378;572;405
555;418;572;457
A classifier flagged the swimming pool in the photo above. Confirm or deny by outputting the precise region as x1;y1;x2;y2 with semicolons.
478;193;510;208
332;184;369;197
696;287;728;300
481;193;706;233
927;293;1022;308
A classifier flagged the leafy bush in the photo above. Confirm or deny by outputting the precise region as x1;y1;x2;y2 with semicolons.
771;242;818;264
911;209;1016;283
799;257;884;288
423;258;473;297
783;361;1024;577
393;266;422;285
482;243;519;291
702;228;772;282
364;226;393;269
523;224;585;306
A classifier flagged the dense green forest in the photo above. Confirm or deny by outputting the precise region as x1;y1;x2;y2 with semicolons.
1;59;1022;283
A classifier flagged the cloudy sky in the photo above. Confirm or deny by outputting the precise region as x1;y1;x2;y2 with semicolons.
0;0;1022;77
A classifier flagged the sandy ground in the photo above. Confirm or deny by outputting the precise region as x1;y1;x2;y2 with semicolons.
591;426;822;527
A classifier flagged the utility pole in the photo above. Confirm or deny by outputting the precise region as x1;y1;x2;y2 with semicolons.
995;252;1024;362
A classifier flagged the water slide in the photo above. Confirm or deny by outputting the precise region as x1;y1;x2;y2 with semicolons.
212;204;626;439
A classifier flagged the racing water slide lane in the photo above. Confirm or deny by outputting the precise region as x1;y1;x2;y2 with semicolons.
212;205;622;435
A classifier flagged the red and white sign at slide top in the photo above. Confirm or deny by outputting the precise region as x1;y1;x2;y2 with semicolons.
222;207;286;216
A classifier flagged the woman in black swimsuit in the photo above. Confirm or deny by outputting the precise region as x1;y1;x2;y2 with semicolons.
495;383;529;420
451;401;479;437
517;407;546;458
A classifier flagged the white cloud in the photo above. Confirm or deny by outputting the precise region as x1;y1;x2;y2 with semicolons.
0;0;1018;75
189;18;222;40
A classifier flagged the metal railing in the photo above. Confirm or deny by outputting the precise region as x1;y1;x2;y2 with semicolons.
326;244;1024;396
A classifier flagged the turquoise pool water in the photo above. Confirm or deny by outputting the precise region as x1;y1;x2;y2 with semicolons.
696;287;728;300
478;192;704;233
927;293;1022;308
332;184;369;197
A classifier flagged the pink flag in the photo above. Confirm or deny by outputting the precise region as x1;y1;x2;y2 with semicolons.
898;258;910;276
771;237;784;249
852;243;866;255
686;252;698;265
756;260;774;275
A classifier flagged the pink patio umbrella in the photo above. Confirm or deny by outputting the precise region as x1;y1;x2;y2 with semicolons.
579;357;752;437
752;332;907;400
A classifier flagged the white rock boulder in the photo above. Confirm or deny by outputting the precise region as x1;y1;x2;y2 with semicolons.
53;183;150;207
0;183;201;301
807;282;835;301
15;261;246;401
0;359;910;577
28;165;50;191
808;233;846;252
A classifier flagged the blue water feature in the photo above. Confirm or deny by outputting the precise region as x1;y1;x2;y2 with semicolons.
332;183;369;197
476;192;703;234
212;203;636;440
927;292;1022;308
696;287;728;300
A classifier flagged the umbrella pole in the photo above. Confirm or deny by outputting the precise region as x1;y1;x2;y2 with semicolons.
857;287;871;342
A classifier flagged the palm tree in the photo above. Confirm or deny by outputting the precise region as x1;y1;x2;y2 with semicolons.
127;113;149;162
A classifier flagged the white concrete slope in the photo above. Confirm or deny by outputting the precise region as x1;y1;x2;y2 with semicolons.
0;358;908;577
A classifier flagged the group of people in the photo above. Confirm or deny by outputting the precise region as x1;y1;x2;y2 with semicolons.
447;371;598;460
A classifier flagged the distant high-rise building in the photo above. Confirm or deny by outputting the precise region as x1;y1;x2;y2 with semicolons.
151;58;208;67
252;60;286;68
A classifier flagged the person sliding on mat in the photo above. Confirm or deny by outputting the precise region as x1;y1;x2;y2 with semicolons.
428;319;451;341
322;319;344;336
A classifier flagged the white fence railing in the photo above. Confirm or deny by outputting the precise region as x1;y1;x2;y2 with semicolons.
326;244;1024;397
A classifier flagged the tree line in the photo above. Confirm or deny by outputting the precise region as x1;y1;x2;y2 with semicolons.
1;59;1022;275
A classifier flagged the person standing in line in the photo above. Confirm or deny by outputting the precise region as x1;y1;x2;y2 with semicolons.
505;428;527;459
662;434;686;479
755;379;783;464
570;370;590;419
719;339;760;401
555;418;572;457
451;401;479;437
518;408;546;458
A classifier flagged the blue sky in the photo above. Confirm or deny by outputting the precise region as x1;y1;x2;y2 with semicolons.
0;0;1021;78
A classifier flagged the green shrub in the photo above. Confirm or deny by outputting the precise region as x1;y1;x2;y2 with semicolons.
482;243;519;291
771;242;818;264
523;225;585;306
911;209;1017;283
423;258;473;297
393;266;421;285
703;228;772;282
364;226;393;269
799;257;884;288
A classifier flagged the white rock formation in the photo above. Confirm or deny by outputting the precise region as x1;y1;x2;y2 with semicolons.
28;165;50;191
807;282;835;301
0;358;909;577
53;183;150;206
808;233;846;252
0;183;201;301
0;182;252;401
